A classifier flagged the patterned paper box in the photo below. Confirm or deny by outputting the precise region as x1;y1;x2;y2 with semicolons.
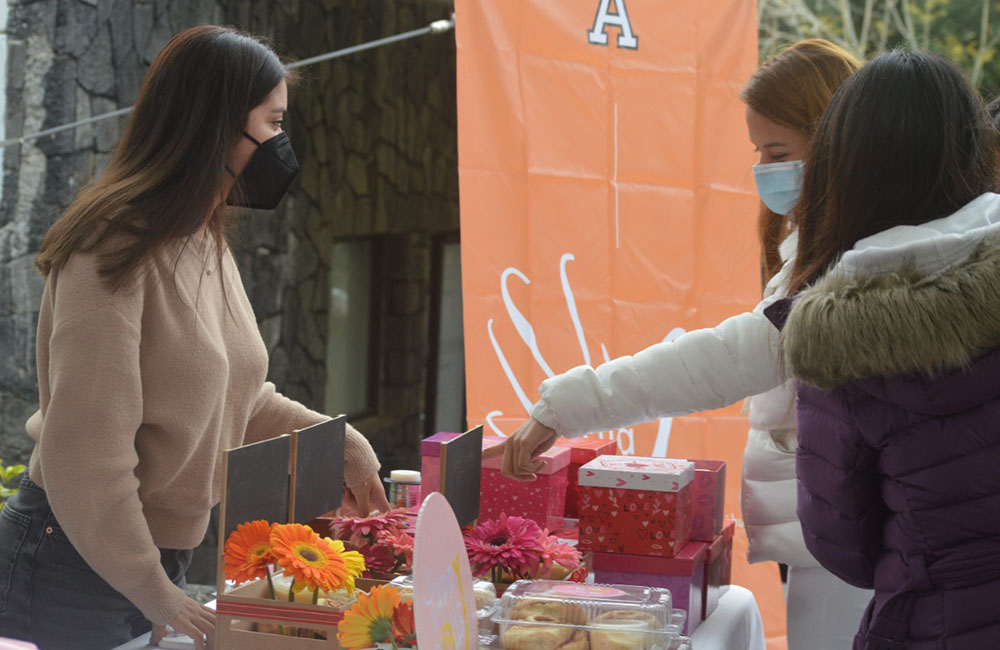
703;520;735;620
480;444;571;530
689;459;726;542
593;540;708;635
553;436;618;518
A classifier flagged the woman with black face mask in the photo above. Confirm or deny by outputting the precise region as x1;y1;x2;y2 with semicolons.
0;26;388;650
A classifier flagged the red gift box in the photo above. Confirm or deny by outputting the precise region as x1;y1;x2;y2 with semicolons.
593;541;707;635
578;456;694;558
481;444;571;530
553;436;618;518
703;520;735;620
689;459;726;542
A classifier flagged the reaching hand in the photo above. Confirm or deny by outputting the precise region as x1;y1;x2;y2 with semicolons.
482;418;558;482
345;471;392;515
151;597;215;650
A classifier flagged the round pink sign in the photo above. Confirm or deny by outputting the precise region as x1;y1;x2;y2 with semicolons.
412;492;478;649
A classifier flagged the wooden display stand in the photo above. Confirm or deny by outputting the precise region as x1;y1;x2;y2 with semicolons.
215;417;361;650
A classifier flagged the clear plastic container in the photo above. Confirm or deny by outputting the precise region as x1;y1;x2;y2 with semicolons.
389;574;500;632
493;580;685;650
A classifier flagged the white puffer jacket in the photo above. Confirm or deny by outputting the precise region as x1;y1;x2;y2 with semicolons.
531;232;819;567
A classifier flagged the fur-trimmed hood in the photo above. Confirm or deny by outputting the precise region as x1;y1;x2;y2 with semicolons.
778;193;1000;392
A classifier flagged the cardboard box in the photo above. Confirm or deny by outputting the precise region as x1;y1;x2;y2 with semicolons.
703;520;735;620
688;459;726;542
480;444;571;530
553;436;618;518
593;541;707;635
578;456;694;557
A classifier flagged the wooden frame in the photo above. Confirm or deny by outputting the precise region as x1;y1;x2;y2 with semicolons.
215;416;360;650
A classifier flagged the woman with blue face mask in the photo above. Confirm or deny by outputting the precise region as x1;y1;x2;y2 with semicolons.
486;40;870;650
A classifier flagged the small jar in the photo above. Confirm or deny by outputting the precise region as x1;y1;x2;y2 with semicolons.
384;470;422;509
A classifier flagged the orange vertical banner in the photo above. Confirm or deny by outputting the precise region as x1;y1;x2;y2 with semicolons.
455;1;786;646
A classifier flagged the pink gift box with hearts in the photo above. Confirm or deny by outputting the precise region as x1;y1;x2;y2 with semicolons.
419;431;462;501
593;540;708;635
689;459;726;542
704;519;735;620
480;444;571;530
577;456;694;558
553;436;619;518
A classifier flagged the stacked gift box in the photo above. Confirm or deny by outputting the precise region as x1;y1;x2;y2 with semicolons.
420;432;619;531
552;436;619;518
579;455;734;635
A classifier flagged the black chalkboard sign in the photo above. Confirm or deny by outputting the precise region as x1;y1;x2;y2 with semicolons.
439;426;483;527
219;435;291;541
291;416;346;524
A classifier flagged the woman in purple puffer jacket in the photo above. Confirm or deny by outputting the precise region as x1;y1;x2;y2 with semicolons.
768;50;1000;650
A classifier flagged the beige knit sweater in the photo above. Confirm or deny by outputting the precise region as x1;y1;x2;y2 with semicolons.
24;235;380;625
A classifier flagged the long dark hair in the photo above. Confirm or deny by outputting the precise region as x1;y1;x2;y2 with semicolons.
741;39;860;282
36;25;291;288
789;49;999;294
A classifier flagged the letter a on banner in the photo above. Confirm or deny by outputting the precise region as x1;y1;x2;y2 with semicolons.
588;0;638;49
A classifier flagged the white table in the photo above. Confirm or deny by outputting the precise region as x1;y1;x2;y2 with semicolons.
691;585;767;650
115;586;766;650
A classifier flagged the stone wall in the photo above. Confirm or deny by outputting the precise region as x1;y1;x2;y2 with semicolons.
221;0;459;474
0;0;224;467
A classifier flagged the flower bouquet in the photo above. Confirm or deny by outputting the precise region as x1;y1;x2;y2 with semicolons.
217;520;367;646
337;584;417;650
463;514;589;594
327;510;415;579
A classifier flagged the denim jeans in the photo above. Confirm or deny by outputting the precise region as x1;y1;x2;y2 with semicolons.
0;477;192;650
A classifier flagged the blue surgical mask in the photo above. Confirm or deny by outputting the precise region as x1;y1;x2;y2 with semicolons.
753;160;804;215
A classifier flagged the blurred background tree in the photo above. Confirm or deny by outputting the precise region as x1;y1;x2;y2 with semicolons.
758;0;1000;98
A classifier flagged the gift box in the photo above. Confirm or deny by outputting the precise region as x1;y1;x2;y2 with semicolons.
480;443;571;530
703;520;735;620
593;540;707;635
419;431;462;501
578;456;694;558
689;459;726;542
553;436;618;518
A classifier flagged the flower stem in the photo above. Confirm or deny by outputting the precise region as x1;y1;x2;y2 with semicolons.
312;588;319;605
265;569;287;636
287;578;298;636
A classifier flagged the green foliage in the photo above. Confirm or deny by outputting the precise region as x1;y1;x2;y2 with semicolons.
758;0;1000;99
0;458;26;511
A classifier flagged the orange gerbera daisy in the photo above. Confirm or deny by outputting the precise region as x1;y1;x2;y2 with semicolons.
393;599;416;645
223;520;275;584
338;585;401;650
270;523;349;593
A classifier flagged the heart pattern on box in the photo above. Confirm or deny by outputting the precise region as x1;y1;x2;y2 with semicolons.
480;468;568;530
577;484;691;558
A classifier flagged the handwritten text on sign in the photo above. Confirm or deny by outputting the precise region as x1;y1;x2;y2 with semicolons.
412;492;478;649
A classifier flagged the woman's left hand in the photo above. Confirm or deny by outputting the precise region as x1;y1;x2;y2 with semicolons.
345;471;392;515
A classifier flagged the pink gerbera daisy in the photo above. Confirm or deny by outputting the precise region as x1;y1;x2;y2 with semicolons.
334;509;410;545
463;514;543;580
376;527;415;569
357;543;397;575
536;530;582;576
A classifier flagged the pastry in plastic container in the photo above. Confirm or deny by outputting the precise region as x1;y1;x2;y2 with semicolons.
390;573;500;631
493;580;685;650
